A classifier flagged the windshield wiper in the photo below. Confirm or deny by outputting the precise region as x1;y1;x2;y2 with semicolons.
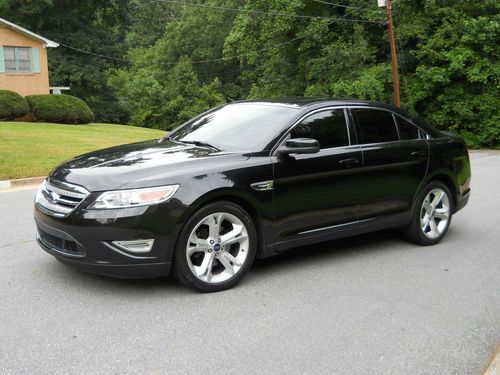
178;140;221;151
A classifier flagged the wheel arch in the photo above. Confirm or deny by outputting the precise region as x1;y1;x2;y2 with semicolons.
423;172;458;211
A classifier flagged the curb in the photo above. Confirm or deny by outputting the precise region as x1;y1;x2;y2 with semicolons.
483;347;500;375
0;176;45;190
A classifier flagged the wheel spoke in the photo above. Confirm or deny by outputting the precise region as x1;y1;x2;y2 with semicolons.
434;208;449;220
421;213;430;228
422;200;432;214
220;224;244;245
196;252;215;279
223;234;248;248
205;254;215;282
207;213;222;239
217;252;235;275
429;219;438;237
431;191;444;208
223;250;243;266
187;245;208;255
189;235;208;246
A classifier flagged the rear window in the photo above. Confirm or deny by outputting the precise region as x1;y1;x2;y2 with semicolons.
353;109;398;144
396;115;420;140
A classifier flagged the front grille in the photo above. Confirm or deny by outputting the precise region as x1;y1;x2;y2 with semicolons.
35;180;89;218
38;228;86;257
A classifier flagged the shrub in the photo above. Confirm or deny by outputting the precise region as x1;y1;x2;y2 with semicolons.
0;90;30;120
26;94;95;124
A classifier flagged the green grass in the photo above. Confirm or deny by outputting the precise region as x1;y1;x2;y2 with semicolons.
0;122;165;180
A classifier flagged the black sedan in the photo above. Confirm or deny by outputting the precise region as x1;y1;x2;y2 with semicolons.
34;99;471;292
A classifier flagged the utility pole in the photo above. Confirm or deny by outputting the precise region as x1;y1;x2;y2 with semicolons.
378;0;400;107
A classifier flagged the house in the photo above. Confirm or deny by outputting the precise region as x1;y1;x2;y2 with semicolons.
0;17;59;96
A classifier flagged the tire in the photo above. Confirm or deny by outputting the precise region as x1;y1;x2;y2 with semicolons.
404;181;453;246
173;201;257;292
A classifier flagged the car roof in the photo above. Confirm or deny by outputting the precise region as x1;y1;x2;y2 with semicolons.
235;97;398;110
232;97;439;136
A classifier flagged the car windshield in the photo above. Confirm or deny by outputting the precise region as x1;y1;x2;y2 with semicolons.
168;103;300;151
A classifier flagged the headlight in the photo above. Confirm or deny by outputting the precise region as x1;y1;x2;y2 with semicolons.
87;184;179;209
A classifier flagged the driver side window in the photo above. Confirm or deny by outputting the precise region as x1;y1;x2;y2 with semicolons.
291;109;349;149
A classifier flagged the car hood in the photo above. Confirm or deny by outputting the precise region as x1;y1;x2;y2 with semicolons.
49;140;251;191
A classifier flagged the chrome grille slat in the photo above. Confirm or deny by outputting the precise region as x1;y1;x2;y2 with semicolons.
37;195;73;214
52;196;80;207
45;181;88;199
35;180;90;218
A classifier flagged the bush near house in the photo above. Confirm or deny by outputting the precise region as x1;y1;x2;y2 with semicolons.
26;94;95;124
0;90;30;120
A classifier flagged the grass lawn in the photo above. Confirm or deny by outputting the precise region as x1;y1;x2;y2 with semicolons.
0;122;165;180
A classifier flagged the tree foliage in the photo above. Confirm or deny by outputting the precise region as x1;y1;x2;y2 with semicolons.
2;0;498;147
114;0;498;147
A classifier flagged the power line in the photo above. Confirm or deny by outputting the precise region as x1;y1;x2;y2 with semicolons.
250;0;377;52
310;0;379;13
188;0;377;75
131;0;329;21
58;0;380;67
131;0;381;23
58;42;133;63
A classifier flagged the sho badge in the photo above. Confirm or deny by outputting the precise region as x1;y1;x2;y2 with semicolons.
250;180;274;191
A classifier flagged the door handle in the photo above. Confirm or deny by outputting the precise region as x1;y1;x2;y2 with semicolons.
338;158;359;167
411;150;426;157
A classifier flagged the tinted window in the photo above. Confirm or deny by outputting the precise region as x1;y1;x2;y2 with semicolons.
353;109;398;143
291;110;349;149
396;116;420;140
170;103;299;151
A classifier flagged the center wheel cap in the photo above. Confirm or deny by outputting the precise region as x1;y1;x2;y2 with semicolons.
213;243;221;252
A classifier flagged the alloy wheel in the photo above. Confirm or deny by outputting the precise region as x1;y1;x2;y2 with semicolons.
420;188;451;239
186;212;250;283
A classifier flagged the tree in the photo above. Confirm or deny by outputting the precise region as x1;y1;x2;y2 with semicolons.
3;0;497;147
110;57;224;129
394;0;500;147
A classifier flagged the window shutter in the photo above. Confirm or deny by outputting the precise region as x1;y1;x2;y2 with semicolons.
0;47;5;73
31;47;40;73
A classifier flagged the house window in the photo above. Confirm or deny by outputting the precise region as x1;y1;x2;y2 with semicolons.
4;47;32;73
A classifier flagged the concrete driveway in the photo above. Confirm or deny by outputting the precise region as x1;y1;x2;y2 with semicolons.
0;152;498;374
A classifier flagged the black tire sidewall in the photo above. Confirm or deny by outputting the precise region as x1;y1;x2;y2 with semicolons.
173;201;257;292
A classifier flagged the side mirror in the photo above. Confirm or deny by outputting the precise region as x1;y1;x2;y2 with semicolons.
278;138;320;155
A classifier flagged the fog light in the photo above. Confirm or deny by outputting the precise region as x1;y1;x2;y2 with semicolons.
111;239;154;254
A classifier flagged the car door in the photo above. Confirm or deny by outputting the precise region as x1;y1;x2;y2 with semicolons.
271;108;363;250
349;107;429;223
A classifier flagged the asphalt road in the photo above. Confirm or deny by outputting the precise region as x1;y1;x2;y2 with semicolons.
0;152;499;375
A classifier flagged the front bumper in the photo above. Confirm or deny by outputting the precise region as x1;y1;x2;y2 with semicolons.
34;199;185;279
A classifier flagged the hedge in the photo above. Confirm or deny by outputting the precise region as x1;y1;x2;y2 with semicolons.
26;94;95;124
0;90;30;120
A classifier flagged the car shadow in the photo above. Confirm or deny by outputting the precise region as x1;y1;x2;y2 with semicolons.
251;229;405;274
46;229;409;294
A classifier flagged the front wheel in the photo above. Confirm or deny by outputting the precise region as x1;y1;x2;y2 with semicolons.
404;181;453;245
173;201;257;292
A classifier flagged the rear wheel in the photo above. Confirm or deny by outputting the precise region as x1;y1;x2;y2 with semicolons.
404;181;453;245
173;201;257;292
